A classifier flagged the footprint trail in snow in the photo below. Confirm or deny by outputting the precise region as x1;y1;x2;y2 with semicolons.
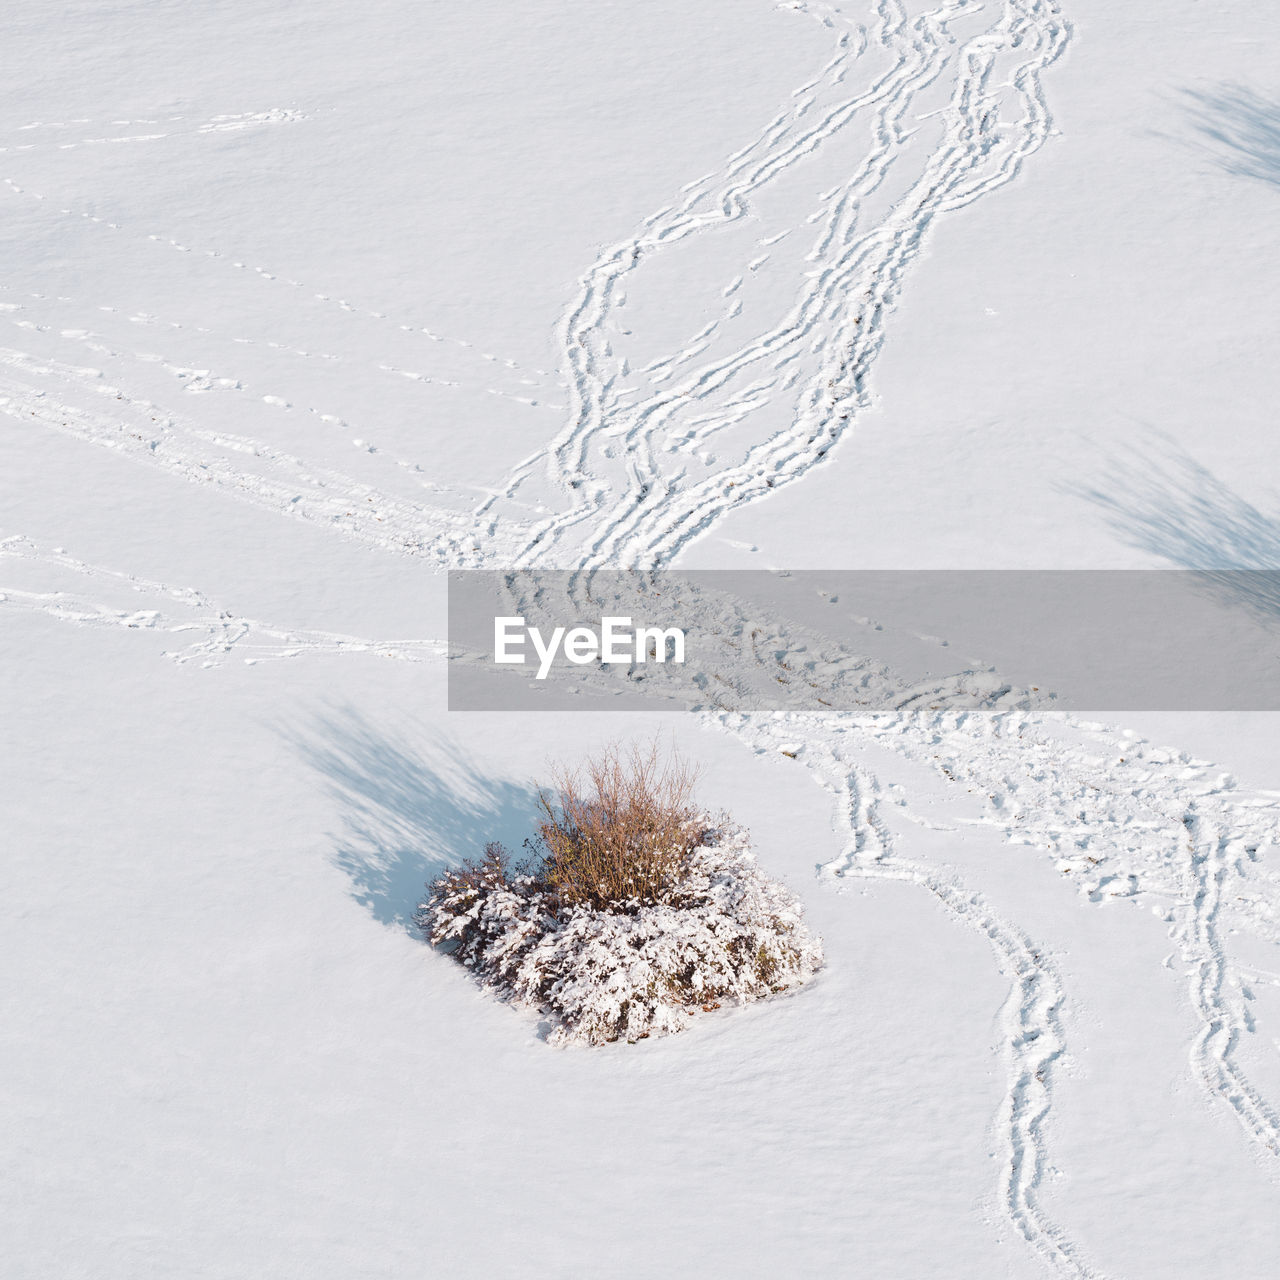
6;4;1280;1276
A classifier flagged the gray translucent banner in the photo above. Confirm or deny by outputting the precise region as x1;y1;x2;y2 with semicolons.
447;570;1280;713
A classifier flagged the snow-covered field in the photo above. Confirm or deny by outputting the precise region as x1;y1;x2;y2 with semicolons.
4;2;1280;1275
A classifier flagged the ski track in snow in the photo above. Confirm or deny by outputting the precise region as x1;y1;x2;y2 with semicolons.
827;764;1091;1277
8;3;1280;1275
0;535;444;666
0;171;564;393
1180;812;1280;1158
0;298;561;473
832;704;1280;1180
0;346;515;564
0;108;307;154
0;296;560;406
498;0;1071;571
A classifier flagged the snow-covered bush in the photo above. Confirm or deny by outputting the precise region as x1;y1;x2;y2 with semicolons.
533;738;705;910
416;744;823;1045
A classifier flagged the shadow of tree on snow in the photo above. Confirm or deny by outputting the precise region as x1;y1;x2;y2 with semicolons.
1181;83;1280;187
287;709;541;934
1070;436;1280;621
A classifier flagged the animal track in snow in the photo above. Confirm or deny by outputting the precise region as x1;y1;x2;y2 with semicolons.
0;534;444;667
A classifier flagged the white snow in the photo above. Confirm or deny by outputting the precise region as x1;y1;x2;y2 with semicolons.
3;1;1280;1277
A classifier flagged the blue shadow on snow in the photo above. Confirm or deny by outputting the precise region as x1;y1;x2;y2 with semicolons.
1182;83;1280;187
288;709;541;935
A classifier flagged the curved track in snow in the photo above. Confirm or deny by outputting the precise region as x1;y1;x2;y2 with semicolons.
825;766;1093;1278
481;563;1280;1277
497;0;1071;570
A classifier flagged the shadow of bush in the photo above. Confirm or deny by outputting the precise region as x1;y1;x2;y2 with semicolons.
288;709;540;933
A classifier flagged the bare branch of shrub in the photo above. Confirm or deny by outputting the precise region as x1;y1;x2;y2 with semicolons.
533;737;706;911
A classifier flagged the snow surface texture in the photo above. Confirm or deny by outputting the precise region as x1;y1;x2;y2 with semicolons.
420;820;824;1046
4;1;1280;1277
